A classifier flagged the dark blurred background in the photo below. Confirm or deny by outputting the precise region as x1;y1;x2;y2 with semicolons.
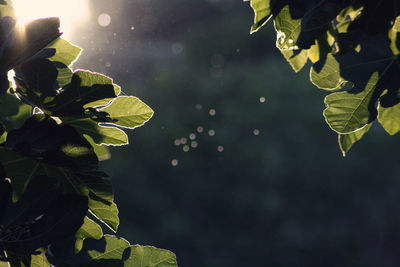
69;0;400;266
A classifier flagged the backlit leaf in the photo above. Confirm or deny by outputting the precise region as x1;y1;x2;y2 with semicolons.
75;217;103;253
247;0;271;34
323;72;378;134
338;123;372;156
101;96;154;129
124;245;178;267
378;102;400;135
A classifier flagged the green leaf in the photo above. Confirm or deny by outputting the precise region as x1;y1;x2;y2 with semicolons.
0;93;31;131
0;116;115;208
323;72;379;134
85;135;111;161
65;118;128;146
84;235;129;261
247;0;271;34
89;197;119;232
0;0;15;18
0;176;88;255
315;37;399;134
336;4;363;22
45;38;82;88
75;217;103;253
101;96;154;129
0;152;118;233
310;54;346;90
280;49;308;73
47;38;82;67
39;70;118;117
393;16;400;32
30;248;49;267
124;246;178;267
0;149;46;202
338;123;372;156
77;236;177;267
273;5;301;50
378;102;400;135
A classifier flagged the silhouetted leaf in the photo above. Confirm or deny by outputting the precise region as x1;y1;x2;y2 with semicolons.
0;18;61;74
0;176;87;255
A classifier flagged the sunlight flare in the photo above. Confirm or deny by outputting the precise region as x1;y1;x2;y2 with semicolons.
12;0;88;37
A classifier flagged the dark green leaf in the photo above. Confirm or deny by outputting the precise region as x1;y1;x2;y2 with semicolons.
0;176;88;256
0;93;31;131
45;70;118;117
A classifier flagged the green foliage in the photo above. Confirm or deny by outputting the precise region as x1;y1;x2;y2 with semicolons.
0;1;177;266
247;0;400;155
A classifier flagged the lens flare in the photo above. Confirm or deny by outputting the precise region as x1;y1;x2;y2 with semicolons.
12;0;88;38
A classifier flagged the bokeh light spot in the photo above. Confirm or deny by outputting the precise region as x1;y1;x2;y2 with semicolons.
98;13;111;27
171;159;179;166
191;141;198;148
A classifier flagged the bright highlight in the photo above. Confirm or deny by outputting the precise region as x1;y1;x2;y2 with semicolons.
12;0;88;37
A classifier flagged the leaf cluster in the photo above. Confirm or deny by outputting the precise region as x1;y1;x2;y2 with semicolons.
0;1;176;266
246;0;400;155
